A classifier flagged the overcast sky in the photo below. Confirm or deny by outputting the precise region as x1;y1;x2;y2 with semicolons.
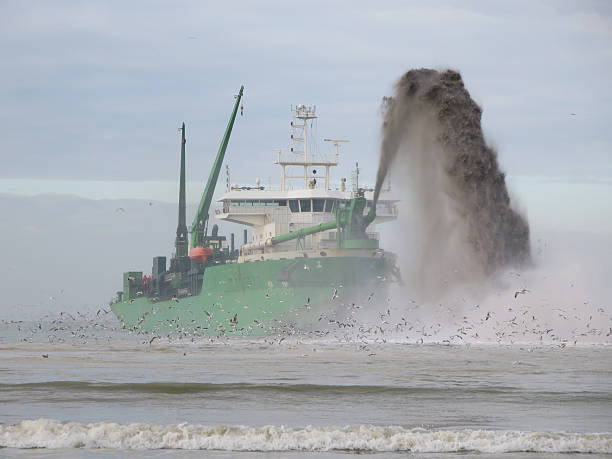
1;0;610;188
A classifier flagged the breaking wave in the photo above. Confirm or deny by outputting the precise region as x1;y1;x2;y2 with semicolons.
1;419;610;452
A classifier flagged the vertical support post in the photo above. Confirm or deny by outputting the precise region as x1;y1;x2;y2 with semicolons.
281;165;286;191
303;113;308;162
303;110;308;189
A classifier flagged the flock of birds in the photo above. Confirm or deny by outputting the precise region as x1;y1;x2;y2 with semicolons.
1;277;611;356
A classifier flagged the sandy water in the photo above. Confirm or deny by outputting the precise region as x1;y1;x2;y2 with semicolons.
1;319;611;458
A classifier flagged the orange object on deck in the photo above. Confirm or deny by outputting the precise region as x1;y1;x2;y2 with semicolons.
189;246;212;262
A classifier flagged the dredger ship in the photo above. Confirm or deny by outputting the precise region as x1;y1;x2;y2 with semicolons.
111;86;401;335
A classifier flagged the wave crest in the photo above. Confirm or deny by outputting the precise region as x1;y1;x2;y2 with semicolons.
1;419;611;452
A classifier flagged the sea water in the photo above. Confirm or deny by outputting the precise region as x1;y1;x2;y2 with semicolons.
0;315;611;459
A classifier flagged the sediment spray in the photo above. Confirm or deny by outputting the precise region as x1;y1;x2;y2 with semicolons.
374;69;530;294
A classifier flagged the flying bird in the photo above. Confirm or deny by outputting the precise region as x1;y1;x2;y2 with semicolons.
514;288;530;298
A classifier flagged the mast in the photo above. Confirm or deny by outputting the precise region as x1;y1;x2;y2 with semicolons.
275;105;339;191
175;122;188;257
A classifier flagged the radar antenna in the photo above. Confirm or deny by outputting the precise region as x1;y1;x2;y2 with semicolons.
323;138;350;160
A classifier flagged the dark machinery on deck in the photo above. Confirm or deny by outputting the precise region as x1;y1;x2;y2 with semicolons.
122;86;244;302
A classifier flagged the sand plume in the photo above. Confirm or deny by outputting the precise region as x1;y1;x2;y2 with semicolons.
376;69;530;292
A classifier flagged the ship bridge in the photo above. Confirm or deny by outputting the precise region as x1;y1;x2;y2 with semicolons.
215;104;398;259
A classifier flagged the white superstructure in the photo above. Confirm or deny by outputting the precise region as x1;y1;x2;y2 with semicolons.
216;105;398;261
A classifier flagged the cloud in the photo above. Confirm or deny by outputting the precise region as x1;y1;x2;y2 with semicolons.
0;1;610;184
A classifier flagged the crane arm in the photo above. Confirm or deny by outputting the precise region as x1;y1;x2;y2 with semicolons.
270;220;337;245
191;85;244;248
269;196;377;247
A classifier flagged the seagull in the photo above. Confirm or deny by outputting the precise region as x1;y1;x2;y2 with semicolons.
42;354;48;358
172;296;179;303
332;288;338;300
115;207;125;213
514;288;530;298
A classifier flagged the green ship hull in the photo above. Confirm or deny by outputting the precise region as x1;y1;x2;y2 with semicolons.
111;255;396;336
112;90;400;336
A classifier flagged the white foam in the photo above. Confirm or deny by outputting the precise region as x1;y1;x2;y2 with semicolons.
1;419;611;452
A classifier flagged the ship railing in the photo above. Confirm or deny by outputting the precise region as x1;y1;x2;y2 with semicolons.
219;205;268;215
322;231;379;240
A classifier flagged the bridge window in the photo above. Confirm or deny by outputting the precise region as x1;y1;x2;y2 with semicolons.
300;199;311;212
289;200;299;212
324;199;334;212
313;199;324;212
230;200;289;207
230;200;253;206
